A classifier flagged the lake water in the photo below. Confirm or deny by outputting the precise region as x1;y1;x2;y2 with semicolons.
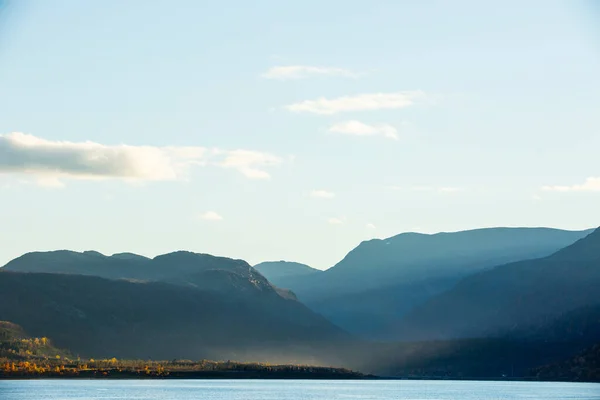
0;380;599;399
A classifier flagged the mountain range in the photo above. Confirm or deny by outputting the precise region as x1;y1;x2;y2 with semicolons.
1;225;599;379
394;228;600;341
0;251;348;364
253;261;322;288
255;227;594;338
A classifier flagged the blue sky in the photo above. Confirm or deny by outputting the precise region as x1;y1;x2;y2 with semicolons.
0;0;599;269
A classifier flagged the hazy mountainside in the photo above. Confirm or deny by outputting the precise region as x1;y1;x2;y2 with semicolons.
347;338;579;379
296;227;595;299
307;277;458;338
0;251;349;363
281;227;594;337
253;261;322;288
344;304;600;378
364;302;600;378
0;271;349;363
395;228;600;341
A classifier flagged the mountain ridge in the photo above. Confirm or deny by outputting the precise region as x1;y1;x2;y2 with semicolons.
393;227;600;341
0;249;349;362
254;261;322;288
2;249;280;298
276;227;595;337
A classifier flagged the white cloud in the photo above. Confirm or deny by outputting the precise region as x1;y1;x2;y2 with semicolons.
36;176;66;189
310;190;335;199
285;91;426;115
262;65;359;80
0;132;185;181
542;177;600;192
328;120;398;140
389;185;462;193
437;187;462;193
328;217;346;225
215;149;283;180
0;133;283;185
199;211;223;221
366;223;376;230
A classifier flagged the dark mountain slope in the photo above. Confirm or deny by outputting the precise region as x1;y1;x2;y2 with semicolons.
509;304;600;345
531;343;600;382
0;250;350;363
395;228;600;341
2;250;277;297
0;271;349;363
283;227;594;337
254;261;322;288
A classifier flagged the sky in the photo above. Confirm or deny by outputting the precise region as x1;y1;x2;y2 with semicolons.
0;0;599;269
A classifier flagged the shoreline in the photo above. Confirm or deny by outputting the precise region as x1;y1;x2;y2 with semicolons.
2;374;598;384
0;368;372;380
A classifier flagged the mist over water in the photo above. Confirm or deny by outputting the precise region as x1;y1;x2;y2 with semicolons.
1;380;600;400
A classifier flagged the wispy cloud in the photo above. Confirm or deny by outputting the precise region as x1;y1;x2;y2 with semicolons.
310;190;335;199
285;91;426;115
437;187;462;193
328;120;398;140
36;176;66;189
199;211;223;221
262;65;359;80
0;133;283;185
542;177;600;192
215;149;283;180
328;217;346;225
366;223;376;230
389;186;462;193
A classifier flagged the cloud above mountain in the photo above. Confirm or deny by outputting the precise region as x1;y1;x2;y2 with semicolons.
0;132;283;184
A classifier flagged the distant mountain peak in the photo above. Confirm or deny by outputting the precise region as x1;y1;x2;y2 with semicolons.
110;252;150;261
82;250;106;257
254;261;321;287
256;260;313;266
385;226;596;242
551;226;600;262
152;251;250;267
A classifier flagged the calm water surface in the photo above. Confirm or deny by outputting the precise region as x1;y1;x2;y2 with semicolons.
0;380;599;399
